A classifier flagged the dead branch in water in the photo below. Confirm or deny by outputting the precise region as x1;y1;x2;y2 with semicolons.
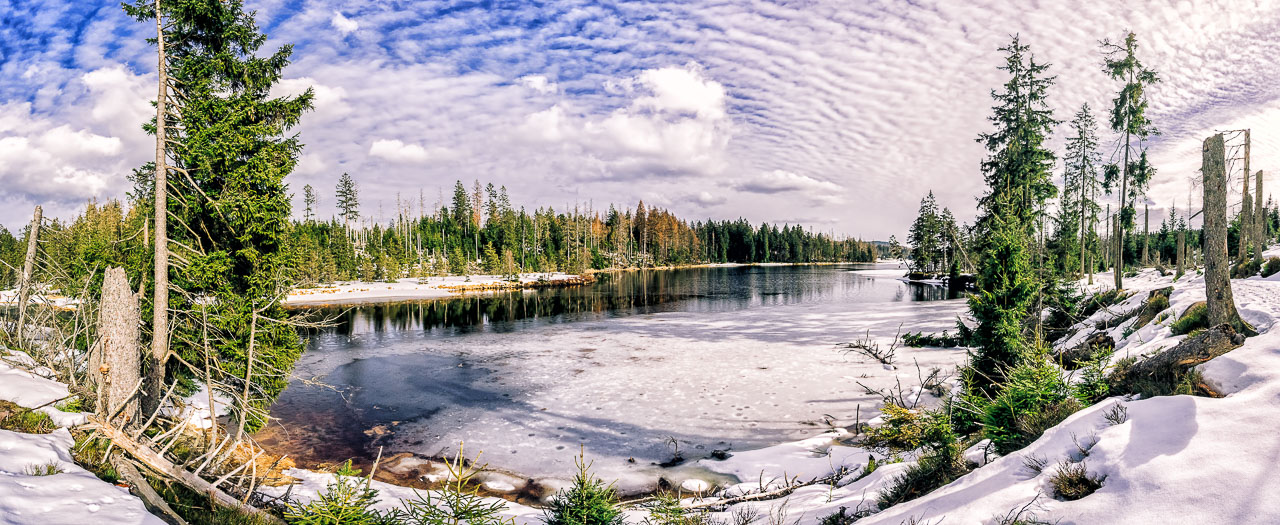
840;324;902;366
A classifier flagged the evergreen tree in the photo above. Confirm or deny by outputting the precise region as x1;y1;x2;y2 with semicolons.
967;35;1057;394
908;192;942;272
125;0;314;431
303;184;317;223
975;35;1059;236
1057;104;1102;278
336;173;359;226
1101;31;1160;289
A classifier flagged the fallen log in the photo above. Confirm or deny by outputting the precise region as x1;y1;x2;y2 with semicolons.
1056;332;1114;370
111;454;190;525
1108;323;1244;397
88;416;285;524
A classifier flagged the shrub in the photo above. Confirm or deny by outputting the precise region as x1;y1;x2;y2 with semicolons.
543;454;625;525
901;331;962;348
1263;257;1280;278
818;506;869;525
982;358;1076;455
875;408;967;509
1231;258;1261;279
861;404;941;454
285;460;388;525
1072;347;1114;405
642;493;724;525
1103;403;1129;425
1170;302;1208;336
1049;461;1104;500
394;447;513;525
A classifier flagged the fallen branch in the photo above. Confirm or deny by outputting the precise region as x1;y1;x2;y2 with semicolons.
111;454;190;525
88;415;285;524
682;469;847;510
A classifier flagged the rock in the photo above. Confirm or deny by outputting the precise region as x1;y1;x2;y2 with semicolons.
680;478;711;492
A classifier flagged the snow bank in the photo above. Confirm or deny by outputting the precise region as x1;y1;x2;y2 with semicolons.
710;262;1280;524
285;274;583;305
0;428;164;524
0;356;88;427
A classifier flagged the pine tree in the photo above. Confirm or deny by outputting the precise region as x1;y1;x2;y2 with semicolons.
303;184;317;223
967;35;1057;395
975;35;1059;236
336;173;360;226
908;192;942;272
1059;104;1101;278
1101;31;1160;290
125;0;315;431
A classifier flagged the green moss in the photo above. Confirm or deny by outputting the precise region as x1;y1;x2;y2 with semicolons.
1170;302;1208;336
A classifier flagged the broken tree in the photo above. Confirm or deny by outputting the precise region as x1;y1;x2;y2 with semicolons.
1202;134;1254;334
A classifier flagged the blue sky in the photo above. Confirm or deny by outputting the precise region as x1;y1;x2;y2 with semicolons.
4;0;1280;238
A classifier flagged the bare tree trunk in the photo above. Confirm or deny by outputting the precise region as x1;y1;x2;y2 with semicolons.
91;267;141;430
1203;134;1249;332
1255;170;1265;262
1176;229;1185;278
147;0;171;419
15;206;41;343
1142;204;1149;265
1239;130;1252;262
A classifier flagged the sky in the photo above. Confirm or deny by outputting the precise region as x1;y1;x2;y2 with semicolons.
3;0;1280;240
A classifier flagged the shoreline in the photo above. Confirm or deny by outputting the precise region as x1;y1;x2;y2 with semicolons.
284;260;886;306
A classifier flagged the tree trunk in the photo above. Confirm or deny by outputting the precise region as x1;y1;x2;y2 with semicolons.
14;205;41;343
146;0;171;420
1255;170;1265;262
1202;134;1249;332
1108;323;1242;396
1142;204;1149;265
90;267;142;430
1239;130;1252;262
1176;229;1185;278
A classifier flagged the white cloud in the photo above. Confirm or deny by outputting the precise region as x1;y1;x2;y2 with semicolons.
368;139;455;164
331;11;358;35
519;74;557;94
736;170;843;204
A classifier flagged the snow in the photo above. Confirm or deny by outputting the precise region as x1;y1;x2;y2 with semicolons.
284;273;583;305
0;288;79;310
258;467;549;525
0;428;164;524
280;270;971;494
687;258;1280;524
0;355;88;427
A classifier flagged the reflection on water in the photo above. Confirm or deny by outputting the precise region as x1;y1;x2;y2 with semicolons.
263;263;965;474
303;264;964;337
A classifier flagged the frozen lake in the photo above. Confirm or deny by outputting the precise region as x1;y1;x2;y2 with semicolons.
261;263;970;493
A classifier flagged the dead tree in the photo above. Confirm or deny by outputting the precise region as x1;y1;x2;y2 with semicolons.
1142;204;1150;265
1238;130;1252;262
147;0;172;418
1255;170;1265;262
14;205;41;343
89;267;142;430
1108;323;1242;396
1202;134;1252;333
1176;229;1185;278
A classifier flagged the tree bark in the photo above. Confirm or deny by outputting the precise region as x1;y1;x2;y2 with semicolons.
1255;169;1265;262
1142;204;1149;265
1108;323;1242;396
90;267;142;430
1176;229;1185;278
147;0;171;420
1239;130;1252;262
1203;134;1249;332
15;205;41;343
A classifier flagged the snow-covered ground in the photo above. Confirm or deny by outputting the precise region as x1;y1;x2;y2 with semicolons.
680;261;1280;524
0;349;163;525
284;273;584;305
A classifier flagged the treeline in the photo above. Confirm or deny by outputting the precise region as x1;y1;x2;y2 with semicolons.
288;178;878;284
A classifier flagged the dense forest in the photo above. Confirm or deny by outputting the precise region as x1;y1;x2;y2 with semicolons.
0;179;880;291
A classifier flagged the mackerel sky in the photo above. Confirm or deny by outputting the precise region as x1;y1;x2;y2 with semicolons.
3;0;1280;239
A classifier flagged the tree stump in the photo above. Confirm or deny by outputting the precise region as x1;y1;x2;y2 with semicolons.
90;267;141;429
1202;134;1252;334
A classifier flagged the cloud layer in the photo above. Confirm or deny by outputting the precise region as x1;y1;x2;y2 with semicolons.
4;0;1280;238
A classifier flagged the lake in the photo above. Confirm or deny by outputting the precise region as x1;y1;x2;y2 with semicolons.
260;263;970;493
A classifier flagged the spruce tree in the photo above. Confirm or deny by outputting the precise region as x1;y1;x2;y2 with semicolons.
125;0;314;431
1059;104;1102;278
303;184;317;223
967;35;1057;394
336;173;360;226
1101;31;1160;290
